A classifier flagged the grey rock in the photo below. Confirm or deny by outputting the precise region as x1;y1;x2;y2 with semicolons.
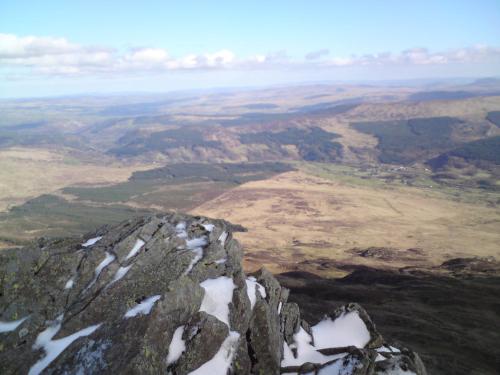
0;213;426;375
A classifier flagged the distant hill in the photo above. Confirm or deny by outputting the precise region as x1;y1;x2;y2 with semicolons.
427;136;500;169
351;117;464;164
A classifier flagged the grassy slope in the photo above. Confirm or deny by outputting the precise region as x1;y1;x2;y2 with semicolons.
192;166;500;276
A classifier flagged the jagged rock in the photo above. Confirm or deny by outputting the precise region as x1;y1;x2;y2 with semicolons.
0;213;426;375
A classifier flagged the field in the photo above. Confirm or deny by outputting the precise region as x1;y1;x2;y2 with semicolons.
0;147;151;212
1;82;499;264
192;167;500;276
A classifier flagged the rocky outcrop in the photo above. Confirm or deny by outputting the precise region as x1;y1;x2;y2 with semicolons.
0;213;426;374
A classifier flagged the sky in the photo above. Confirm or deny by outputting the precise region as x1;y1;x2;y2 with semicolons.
1;0;500;98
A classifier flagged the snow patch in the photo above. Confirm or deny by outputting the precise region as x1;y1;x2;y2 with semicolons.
166;325;186;365
94;252;115;278
377;364;417;375
218;231;228;245
64;278;74;290
281;327;346;367
0;316;29;333
215;258;227;264
28;315;101;375
109;265;132;286
125;239;145;260
86;252;115;290
81;236;102;248
176;222;187;239
245;277;266;309
199;276;235;327
183;248;203;275
186;236;208;250
188;331;240;375
316;355;360;374
281;327;347;367
202;223;215;232
124;295;161;318
278;302;283;314
311;311;371;349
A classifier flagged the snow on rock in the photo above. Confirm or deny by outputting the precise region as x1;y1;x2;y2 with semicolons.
166;325;186;365
28;315;101;375
183;248;203;275
125;239;145;260
0;316;29;333
124;295;161;318
109;265;132;286
86;252;115;290
311;311;371;349
377;345;401;354
64;278;74;290
218;232;228;245
245;276;266;309
186;236;208;250
215;258;227;264
94;252;115;279
278;302;283;314
377;364;417;375
188;331;240;375
281;327;346;367
81;236;102;248
202;223;215;232
199;276;235;327
316;355;361;375
176;222;187;239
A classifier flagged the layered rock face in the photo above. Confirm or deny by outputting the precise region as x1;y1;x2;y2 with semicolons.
0;214;426;375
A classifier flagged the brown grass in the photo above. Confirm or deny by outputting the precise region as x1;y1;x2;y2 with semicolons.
192;171;500;276
0;147;152;212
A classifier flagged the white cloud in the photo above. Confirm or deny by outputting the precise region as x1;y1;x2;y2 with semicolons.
321;46;500;67
305;49;330;60
1;33;500;79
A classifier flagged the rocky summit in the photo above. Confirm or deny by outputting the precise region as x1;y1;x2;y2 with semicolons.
0;214;427;375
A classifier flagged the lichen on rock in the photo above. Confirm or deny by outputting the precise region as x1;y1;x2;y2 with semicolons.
0;213;426;375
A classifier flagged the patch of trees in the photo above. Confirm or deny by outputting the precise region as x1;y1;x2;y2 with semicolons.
352;117;463;164
486;111;500;127
239;127;343;162
109;128;222;157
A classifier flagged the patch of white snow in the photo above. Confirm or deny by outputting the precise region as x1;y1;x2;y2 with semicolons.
215;258;227;264
245;277;266;309
81;236;102;248
124;295;161;318
166;325;186;365
125;239;145;260
28;315;101;375
108;265;132;286
64;278;74;290
186;236;208;250
218;231;228;245
311;311;371;349
281;327;346;367
202;223;215;232
199;276;235;327
183;248;203;275
278;302;283;314
0;316;29;333
176;222;187;239
188;331;240;375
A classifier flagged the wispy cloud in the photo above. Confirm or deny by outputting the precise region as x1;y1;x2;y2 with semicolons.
1;33;500;78
320;46;500;67
305;49;330;60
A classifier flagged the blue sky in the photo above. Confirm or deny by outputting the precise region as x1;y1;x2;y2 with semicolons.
1;0;500;97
